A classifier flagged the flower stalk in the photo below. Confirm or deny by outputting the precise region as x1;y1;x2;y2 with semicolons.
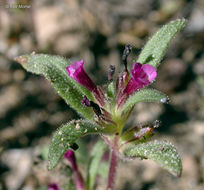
107;136;119;190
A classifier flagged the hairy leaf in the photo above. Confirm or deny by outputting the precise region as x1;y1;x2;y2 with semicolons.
48;120;104;170
120;88;168;114
86;141;107;190
137;19;186;68
66;181;76;190
14;54;94;119
97;162;109;178
107;82;115;99
123;140;182;177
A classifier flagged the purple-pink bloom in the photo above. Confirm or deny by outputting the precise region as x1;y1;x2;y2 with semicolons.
66;60;97;92
64;150;77;171
48;183;60;190
64;150;85;190
66;60;105;106
117;62;157;107
124;63;157;95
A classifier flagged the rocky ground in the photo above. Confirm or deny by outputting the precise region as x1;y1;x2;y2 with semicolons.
0;0;204;190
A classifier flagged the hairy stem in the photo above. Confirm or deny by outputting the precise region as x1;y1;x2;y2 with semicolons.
107;136;118;190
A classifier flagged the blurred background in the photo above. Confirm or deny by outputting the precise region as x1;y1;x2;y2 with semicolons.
0;0;204;189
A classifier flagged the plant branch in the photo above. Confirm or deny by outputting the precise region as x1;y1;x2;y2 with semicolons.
107;136;118;190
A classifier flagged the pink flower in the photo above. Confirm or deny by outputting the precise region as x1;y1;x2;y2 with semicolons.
117;63;157;107
124;63;157;95
64;150;84;190
66;60;97;92
66;60;105;106
48;183;60;190
64;150;77;171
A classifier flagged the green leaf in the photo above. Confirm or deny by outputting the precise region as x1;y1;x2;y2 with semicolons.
123;140;182;177
120;88;168;114
48;120;104;170
65;180;76;190
75;140;89;164
14;54;94;119
97;162;109;178
86;141;107;190
137;19;186;68
107;81;115;99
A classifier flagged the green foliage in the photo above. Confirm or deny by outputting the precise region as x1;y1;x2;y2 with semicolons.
137;19;186;68
86;141;107;190
97;162;109;178
119;88;168;114
48;120;103;170
14;54;94;119
123;140;182;177
75;140;90;164
65;180;76;190
120;126;153;146
107;81;115;99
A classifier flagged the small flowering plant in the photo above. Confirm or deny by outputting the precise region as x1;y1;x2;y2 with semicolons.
15;19;186;190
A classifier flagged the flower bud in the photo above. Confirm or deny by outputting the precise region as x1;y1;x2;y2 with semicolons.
64;150;77;171
48;183;60;190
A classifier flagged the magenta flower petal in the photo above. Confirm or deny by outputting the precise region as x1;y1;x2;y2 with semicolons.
48;183;60;190
64;150;85;190
64;150;77;171
124;63;157;95
141;64;157;81
66;60;105;106
117;63;157;107
66;60;97;91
